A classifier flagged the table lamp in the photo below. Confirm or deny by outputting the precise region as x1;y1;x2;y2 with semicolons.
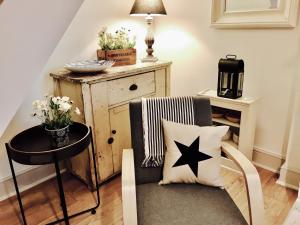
130;0;167;62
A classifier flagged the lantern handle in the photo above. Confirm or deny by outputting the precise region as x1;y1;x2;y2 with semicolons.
226;54;237;60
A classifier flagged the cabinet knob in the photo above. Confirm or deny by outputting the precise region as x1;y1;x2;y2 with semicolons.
129;84;138;91
112;130;117;134
107;137;114;144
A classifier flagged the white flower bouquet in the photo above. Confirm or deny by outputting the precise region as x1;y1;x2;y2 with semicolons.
32;95;80;130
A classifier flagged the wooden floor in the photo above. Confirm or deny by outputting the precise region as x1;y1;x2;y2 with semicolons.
0;167;297;225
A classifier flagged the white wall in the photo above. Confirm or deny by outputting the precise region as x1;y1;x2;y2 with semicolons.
285;77;300;170
0;0;84;185
0;0;146;192
154;0;300;158
0;0;84;137
278;37;300;188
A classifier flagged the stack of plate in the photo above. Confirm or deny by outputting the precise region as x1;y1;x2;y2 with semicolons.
64;60;115;73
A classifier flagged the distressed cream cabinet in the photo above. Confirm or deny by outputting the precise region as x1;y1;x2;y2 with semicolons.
50;61;171;187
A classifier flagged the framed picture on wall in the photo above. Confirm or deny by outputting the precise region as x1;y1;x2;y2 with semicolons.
211;0;299;28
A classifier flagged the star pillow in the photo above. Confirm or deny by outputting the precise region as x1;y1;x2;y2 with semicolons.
159;119;229;187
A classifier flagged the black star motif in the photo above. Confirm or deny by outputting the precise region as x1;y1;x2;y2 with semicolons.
173;137;212;177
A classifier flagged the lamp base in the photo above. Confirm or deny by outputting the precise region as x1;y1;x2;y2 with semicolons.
141;55;158;63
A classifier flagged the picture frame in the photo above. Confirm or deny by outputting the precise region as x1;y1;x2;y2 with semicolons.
211;0;299;28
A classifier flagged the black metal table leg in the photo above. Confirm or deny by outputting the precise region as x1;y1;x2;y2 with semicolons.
46;129;100;225
53;154;69;225
90;127;101;211
6;144;27;225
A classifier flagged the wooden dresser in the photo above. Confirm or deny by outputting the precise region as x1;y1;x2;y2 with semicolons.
50;61;171;187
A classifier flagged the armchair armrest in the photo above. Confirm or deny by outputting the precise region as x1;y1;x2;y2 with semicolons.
221;142;265;225
282;183;300;225
122;149;138;225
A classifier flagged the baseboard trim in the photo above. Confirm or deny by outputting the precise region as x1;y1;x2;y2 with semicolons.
0;165;42;183
0;164;65;202
252;147;284;173
253;162;279;173
253;146;284;159
276;180;299;191
277;164;300;191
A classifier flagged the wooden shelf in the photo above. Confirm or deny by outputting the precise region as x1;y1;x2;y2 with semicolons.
199;89;259;162
212;117;240;128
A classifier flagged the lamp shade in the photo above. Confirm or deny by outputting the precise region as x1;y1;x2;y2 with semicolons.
130;0;167;16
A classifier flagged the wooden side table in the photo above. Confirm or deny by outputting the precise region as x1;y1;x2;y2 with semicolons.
5;122;100;225
198;89;259;170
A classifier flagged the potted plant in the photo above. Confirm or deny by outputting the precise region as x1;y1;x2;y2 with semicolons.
97;27;136;67
32;95;81;148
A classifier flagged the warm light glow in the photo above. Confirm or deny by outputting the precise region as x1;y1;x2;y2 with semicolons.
154;25;213;89
157;29;193;49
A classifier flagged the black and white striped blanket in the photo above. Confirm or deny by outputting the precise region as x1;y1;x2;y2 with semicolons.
141;96;195;167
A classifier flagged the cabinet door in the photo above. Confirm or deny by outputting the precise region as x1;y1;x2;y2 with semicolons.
91;82;114;182
109;104;132;173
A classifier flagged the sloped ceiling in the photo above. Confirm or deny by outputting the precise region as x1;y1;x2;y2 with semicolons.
0;0;145;179
0;0;84;137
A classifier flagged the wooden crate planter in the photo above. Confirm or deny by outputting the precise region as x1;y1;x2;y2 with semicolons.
97;48;136;67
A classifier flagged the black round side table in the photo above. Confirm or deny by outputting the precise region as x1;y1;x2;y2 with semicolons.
5;122;100;225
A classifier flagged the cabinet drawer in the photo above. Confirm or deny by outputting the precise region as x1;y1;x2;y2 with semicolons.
108;72;155;105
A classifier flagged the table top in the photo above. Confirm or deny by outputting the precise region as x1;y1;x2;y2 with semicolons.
198;89;260;106
7;122;91;165
50;61;172;84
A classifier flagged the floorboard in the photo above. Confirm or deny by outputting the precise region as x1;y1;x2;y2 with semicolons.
0;167;297;225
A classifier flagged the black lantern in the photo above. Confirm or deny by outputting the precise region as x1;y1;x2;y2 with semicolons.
217;55;244;99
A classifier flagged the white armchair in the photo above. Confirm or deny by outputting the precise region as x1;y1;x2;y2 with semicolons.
282;183;300;225
122;97;265;225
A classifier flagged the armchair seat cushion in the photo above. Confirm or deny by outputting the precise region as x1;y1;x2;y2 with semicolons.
136;183;248;225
